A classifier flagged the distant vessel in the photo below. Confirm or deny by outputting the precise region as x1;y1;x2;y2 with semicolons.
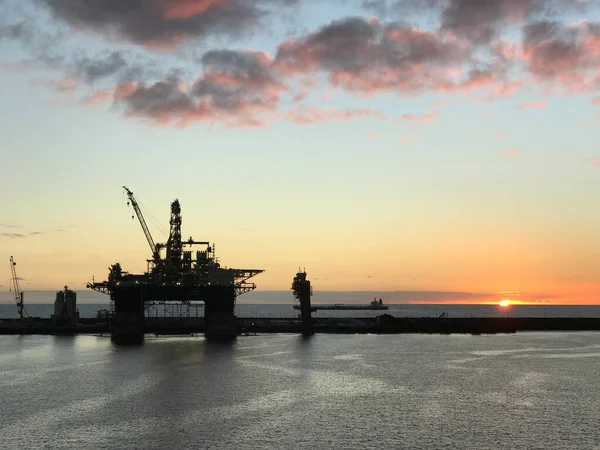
293;298;388;311
371;298;384;308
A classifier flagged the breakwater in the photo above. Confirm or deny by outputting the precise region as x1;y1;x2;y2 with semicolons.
2;315;600;336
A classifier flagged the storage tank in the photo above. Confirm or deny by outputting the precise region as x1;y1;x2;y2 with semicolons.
64;288;77;322
54;290;65;316
51;286;79;325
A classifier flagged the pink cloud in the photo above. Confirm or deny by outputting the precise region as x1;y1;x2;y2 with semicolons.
41;0;276;50
157;0;222;20
431;100;449;108
290;78;318;103
114;82;139;102
400;111;440;125
518;100;548;109
435;70;497;93
399;135;413;145
284;107;384;125
584;157;600;167
81;91;112;106
435;70;524;101
368;131;377;137
507;147;520;156
479;79;524;101
491;39;519;60
275;18;473;96
19;3;600;129
31;77;77;93
109;50;286;127
521;21;600;92
438;0;538;44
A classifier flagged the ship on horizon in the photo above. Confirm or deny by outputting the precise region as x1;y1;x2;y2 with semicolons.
293;297;389;311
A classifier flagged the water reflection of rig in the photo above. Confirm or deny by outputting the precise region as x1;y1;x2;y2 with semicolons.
87;186;263;344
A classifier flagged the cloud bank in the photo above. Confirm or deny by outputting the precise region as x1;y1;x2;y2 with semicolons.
1;0;599;127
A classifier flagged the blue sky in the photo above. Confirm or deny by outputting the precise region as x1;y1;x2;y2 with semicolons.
1;0;600;304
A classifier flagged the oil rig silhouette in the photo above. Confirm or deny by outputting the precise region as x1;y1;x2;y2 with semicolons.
88;186;263;343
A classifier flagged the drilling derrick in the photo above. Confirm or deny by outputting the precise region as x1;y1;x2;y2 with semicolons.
166;199;183;274
87;187;264;344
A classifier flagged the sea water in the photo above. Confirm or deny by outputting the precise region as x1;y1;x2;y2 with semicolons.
0;332;599;449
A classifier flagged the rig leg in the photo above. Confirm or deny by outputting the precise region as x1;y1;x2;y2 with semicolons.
300;298;314;336
204;287;237;341
110;288;145;345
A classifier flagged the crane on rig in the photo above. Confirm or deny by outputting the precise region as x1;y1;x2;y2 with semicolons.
122;186;163;269
90;186;263;295
9;256;28;320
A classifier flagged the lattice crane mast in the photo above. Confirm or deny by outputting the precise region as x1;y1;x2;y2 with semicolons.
9;256;27;320
122;186;162;266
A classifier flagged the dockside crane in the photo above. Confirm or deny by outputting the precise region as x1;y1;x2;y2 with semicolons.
122;186;163;268
9;256;28;320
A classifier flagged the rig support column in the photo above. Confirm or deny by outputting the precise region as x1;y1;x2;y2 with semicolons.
111;287;145;345
292;270;314;336
204;286;237;341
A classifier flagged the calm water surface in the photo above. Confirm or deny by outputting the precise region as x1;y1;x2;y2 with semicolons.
1;333;599;449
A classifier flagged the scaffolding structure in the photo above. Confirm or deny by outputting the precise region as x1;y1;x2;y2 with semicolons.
144;301;204;319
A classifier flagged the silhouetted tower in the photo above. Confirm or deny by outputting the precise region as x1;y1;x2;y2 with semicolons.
292;269;314;336
166;199;183;273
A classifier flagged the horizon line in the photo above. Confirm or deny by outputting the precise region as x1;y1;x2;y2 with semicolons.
0;301;599;306
0;288;545;294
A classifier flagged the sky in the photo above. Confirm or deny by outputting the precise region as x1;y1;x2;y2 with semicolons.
1;0;600;305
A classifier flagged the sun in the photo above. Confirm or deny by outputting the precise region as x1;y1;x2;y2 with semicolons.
499;300;511;307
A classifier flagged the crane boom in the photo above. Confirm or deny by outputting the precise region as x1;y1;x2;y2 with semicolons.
123;186;161;263
9;256;26;320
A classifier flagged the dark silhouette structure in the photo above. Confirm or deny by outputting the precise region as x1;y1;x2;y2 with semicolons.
291;269;314;336
9;256;28;320
88;187;263;344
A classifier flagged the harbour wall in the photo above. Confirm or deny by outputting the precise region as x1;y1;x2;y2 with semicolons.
2;316;600;336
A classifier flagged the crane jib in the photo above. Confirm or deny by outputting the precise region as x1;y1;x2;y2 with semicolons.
9;256;28;320
122;186;161;262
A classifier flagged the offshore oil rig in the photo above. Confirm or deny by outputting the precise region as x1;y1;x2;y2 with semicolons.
87;187;263;344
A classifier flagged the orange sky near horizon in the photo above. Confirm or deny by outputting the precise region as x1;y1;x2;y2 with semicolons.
2;0;600;304
2;185;600;305
3;187;600;304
